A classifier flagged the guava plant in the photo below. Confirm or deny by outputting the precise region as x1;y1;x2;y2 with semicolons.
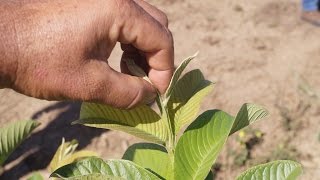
49;138;98;173
0;120;39;168
49;54;302;179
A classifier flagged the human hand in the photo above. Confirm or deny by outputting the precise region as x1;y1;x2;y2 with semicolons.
0;0;174;108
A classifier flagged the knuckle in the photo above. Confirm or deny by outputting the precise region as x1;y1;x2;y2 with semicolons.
112;0;130;18
157;11;169;27
115;0;129;6
163;28;174;48
167;29;173;43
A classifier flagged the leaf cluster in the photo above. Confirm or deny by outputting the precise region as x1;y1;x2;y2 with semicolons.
0;54;301;180
51;54;302;180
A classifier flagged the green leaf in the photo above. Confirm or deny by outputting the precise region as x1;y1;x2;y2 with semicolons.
0;120;40;165
205;171;214;180
167;69;213;134
27;172;44;180
49;138;98;172
122;143;171;179
165;52;198;99
75;103;167;145
236;160;302;180
49;138;77;172
67;174;122;180
230;103;268;135
51;157;160;180
174;110;234;180
174;103;268;180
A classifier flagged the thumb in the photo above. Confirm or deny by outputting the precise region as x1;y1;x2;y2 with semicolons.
113;0;174;94
66;61;156;109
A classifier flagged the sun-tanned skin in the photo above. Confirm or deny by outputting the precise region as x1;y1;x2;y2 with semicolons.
0;0;174;109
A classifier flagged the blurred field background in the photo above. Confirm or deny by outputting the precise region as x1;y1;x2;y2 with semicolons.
0;0;320;179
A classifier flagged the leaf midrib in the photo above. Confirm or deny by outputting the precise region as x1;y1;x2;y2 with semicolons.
174;82;213;131
190;139;225;180
75;118;166;144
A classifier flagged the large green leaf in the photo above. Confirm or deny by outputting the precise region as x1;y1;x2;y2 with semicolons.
51;157;160;180
122;143;171;179
75;103;167;145
66;174;122;180
174;103;268;180
174;102;269;180
49;138;97;172
237;160;302;180
167;69;213;134
230;103;268;135
0;120;40;165
165;52;198;99
174;110;234;180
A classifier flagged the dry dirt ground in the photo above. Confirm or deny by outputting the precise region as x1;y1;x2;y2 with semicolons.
1;0;320;179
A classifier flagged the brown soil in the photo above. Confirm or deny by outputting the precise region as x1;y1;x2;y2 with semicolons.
0;0;320;179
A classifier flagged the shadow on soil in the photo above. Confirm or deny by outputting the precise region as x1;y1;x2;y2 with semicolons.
0;101;105;179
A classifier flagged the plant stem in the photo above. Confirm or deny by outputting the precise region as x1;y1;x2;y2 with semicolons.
168;148;175;180
160;96;175;151
158;93;176;180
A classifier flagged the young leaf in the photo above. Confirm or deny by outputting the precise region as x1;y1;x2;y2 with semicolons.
167;69;213;134
49;138;98;172
236;160;302;180
49;138;77;171
122;143;171;179
0;120;40;165
27;172;44;180
165;52;198;99
124;58;152;84
50;157;160;180
174;110;234;180
230;103;268;135
76;103;167;145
